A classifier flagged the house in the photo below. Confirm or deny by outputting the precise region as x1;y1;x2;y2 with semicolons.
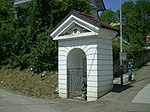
50;10;118;101
14;0;31;5
146;35;150;45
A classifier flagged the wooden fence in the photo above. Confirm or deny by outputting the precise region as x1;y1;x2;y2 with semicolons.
113;49;150;77
134;49;150;68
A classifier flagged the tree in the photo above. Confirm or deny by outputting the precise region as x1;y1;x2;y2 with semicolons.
100;0;150;62
23;0;89;72
122;0;150;60
0;0;15;65
100;9;117;24
0;0;90;72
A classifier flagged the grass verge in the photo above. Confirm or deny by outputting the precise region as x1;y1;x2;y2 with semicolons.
0;66;59;100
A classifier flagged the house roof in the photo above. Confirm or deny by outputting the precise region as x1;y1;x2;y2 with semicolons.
51;10;119;35
14;0;31;5
89;0;106;11
96;0;106;11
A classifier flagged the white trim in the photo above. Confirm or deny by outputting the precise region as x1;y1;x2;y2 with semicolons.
74;21;94;32
53;32;98;40
73;15;99;31
51;15;99;38
57;21;95;37
51;15;72;37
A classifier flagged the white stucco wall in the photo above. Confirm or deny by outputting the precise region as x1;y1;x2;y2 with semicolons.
58;37;99;101
58;37;114;101
97;38;113;97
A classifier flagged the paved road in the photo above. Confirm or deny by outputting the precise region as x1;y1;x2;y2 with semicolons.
132;84;150;104
0;62;150;112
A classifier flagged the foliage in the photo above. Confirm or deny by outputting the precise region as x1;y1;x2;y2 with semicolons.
121;0;150;60
30;29;57;72
0;0;15;65
101;0;150;62
0;0;89;72
112;39;120;61
100;9;118;24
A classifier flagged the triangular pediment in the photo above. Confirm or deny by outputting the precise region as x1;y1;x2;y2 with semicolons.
50;11;118;40
59;22;91;36
50;14;99;40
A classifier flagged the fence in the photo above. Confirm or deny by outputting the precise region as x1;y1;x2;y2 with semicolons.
134;49;150;68
113;49;150;78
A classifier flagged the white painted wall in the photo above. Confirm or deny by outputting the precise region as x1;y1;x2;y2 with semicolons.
97;38;114;97
58;38;99;101
58;37;114;101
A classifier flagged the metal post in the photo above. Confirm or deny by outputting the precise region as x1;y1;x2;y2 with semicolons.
120;0;123;85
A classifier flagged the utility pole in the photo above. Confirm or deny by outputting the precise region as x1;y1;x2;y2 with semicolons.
120;0;123;85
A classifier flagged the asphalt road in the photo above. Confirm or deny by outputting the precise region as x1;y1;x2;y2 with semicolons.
0;62;150;112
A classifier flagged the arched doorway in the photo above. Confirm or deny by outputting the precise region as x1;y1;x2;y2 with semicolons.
67;48;87;100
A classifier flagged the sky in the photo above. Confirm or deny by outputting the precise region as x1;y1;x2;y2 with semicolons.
103;0;131;12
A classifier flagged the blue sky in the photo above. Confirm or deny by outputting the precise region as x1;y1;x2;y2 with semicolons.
103;0;130;12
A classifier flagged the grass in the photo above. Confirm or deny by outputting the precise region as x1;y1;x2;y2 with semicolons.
0;66;59;100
